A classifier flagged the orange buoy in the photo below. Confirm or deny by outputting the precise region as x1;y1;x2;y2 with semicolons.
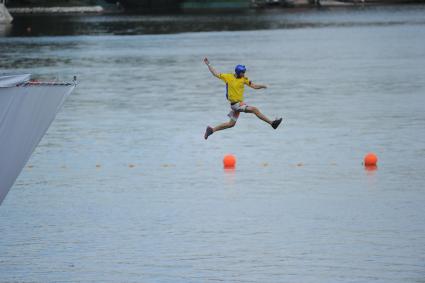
223;154;236;169
364;153;378;167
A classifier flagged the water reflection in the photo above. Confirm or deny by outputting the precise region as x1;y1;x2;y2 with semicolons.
224;168;236;185
0;24;12;37
364;165;378;175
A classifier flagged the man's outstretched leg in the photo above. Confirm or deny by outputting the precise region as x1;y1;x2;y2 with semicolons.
245;106;282;129
204;119;236;140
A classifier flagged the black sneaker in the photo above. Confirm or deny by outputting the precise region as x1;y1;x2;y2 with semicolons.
204;126;213;140
271;118;282;129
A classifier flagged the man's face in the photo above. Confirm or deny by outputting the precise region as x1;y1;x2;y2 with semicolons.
237;72;245;78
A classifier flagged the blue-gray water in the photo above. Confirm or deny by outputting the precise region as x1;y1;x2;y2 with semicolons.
1;6;425;282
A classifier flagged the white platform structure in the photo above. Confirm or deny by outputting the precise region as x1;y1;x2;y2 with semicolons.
0;74;75;204
0;0;13;24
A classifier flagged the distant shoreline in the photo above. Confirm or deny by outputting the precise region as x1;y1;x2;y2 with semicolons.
7;6;104;14
5;1;425;15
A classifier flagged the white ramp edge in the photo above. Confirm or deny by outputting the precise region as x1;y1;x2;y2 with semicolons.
0;2;13;24
0;75;75;204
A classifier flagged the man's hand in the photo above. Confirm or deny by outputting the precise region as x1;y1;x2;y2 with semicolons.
204;57;210;66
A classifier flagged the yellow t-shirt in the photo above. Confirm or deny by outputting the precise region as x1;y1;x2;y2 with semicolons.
218;73;251;103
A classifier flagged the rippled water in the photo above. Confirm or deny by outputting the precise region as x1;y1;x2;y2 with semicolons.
1;6;425;282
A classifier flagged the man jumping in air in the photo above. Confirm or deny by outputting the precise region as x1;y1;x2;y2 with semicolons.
203;57;282;140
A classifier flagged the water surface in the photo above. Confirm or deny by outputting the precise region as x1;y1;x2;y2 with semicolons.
1;6;425;283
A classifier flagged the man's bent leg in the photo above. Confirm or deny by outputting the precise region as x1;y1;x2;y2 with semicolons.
245;106;273;125
213;119;236;132
205;119;236;140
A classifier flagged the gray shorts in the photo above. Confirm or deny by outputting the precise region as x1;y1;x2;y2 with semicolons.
228;102;248;121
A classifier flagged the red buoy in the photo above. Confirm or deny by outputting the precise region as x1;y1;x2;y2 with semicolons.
364;153;378;167
223;154;236;169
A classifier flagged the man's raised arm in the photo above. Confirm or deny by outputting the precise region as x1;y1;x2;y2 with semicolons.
204;57;220;78
249;82;267;90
